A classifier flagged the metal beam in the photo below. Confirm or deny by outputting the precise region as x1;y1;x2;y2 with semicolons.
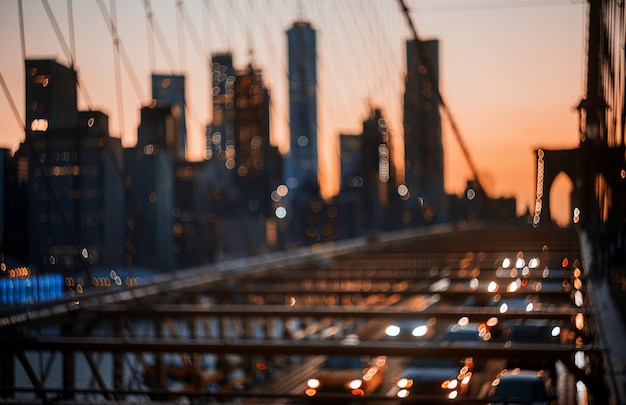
2;335;595;360
86;304;585;322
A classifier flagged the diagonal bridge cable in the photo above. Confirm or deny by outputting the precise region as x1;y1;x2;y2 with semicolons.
398;0;500;219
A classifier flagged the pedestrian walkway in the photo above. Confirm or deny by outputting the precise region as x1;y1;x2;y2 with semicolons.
581;230;626;405
588;279;626;405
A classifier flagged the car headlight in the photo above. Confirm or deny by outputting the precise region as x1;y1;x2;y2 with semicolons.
461;374;472;385
396;378;413;389
348;379;362;390
397;388;410;398
385;325;400;337
412;325;429;337
307;378;320;389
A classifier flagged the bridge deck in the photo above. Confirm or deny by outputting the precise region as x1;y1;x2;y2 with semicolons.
0;224;623;404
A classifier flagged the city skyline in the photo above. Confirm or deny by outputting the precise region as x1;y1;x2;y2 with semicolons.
0;0;586;224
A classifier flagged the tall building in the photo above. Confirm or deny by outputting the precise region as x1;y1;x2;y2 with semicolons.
207;53;236;163
339;133;363;195
285;20;319;245
151;74;187;161
403;39;446;225
174;161;216;267
286;20;318;191
25;59;77;132
3;149;29;267
337;133;366;238
362;109;393;230
124;104;178;272
20;59;123;277
234;64;274;218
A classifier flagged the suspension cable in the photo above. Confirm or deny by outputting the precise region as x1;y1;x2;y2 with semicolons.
40;0;94;109
110;0;126;140
397;0;491;201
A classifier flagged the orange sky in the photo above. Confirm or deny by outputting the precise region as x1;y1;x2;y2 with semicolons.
0;0;585;225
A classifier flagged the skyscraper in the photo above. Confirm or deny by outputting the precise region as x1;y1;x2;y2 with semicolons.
362;108;392;230
151;74;187;161
207;53;236;164
21;59;123;276
25;59;77;132
124;104;178;272
234;64;275;218
286;21;318;192
403;39;446;224
284;20;319;245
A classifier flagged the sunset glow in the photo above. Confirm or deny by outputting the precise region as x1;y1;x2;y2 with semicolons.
0;1;585;224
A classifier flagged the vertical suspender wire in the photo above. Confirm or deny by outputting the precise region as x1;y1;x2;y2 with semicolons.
179;2;206;67
230;0;252;63
40;1;73;74
143;0;178;75
261;0;293;154
619;0;626;148
179;1;211;161
176;0;186;74
18;0;26;65
248;0;257;63
17;0;26;142
38;0;95;276
41;0;94;109
0;74;25;148
144;0;156;74
202;0;212;157
95;0;163;272
96;0;146;104
398;0;500;220
205;0;230;55
111;0;126;141
67;0;76;68
225;0;234;53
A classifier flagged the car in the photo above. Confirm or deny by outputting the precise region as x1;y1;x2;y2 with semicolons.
305;354;387;397
395;357;473;400
487;368;555;404
489;295;538;313
384;318;436;341
500;319;561;344
440;321;490;345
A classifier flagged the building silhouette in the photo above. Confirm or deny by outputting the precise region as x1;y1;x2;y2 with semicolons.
124;104;178;271
9;59;124;278
285;20;320;245
337;133;366;238
207;53;236;162
335;108;399;237
286;21;318;191
174;161;216;268
233;63;277;219
362;108;395;231
151;74;187;161
0;33;525;287
403;39;446;225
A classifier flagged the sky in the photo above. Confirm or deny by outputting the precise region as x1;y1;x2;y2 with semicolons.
0;0;586;225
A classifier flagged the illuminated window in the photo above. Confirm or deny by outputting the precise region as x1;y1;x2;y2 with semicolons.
30;119;48;132
297;136;309;147
33;75;50;87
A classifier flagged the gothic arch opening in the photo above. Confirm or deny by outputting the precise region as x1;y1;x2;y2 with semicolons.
595;173;612;223
549;171;574;227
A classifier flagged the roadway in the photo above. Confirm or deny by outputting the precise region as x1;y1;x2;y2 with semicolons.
0;224;609;404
